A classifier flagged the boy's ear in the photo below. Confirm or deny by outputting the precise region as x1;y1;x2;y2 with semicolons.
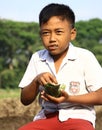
71;28;77;41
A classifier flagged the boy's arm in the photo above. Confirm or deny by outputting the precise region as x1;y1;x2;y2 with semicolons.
41;87;102;105
20;77;39;105
67;87;102;105
20;72;58;105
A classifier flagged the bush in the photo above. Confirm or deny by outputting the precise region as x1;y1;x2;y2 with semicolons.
0;69;20;89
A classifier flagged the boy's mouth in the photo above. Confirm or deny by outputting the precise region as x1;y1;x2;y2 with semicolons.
48;44;58;50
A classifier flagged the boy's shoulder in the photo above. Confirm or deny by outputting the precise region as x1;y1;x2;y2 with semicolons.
73;46;95;60
74;46;94;55
32;49;48;60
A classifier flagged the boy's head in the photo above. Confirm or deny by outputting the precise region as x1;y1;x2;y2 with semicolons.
39;3;75;28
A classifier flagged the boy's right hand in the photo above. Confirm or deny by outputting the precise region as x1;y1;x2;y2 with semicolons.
35;72;58;86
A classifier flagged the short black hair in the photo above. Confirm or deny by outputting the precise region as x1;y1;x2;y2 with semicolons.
39;3;75;28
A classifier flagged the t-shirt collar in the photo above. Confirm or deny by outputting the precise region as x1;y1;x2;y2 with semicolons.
40;43;77;61
67;43;77;60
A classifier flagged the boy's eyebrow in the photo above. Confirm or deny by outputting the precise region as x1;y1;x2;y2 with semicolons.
41;28;64;31
40;29;50;31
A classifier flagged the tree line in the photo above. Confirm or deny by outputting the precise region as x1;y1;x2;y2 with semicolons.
0;18;102;89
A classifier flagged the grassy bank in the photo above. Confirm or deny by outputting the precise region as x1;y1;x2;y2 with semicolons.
0;88;20;99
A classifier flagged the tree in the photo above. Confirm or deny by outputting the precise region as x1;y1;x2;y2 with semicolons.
0;18;102;88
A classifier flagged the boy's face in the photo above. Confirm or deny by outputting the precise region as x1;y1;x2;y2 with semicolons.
40;16;76;56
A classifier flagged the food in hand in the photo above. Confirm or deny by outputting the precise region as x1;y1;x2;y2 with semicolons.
44;83;66;97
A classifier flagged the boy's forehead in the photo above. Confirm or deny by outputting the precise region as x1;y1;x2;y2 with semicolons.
40;16;70;27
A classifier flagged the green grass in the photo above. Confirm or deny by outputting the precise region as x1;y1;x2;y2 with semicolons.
0;88;20;99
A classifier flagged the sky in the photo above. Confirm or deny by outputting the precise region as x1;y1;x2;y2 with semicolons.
0;0;102;23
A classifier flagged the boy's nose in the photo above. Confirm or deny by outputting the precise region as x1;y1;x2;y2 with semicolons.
49;33;56;42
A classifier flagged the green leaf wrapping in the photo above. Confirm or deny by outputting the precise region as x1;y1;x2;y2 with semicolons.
44;83;66;97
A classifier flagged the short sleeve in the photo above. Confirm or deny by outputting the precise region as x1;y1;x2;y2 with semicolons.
19;54;37;88
84;51;102;91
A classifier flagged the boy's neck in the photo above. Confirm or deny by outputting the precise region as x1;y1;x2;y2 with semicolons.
50;47;68;73
51;47;68;62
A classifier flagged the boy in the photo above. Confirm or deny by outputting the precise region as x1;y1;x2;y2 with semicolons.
18;3;102;130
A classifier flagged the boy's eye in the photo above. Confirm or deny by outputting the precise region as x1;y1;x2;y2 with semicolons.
56;30;63;35
41;31;50;36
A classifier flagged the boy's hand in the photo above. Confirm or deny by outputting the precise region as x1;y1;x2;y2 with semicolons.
41;90;69;104
35;72;58;86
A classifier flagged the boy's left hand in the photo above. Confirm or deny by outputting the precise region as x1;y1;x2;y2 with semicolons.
41;90;69;104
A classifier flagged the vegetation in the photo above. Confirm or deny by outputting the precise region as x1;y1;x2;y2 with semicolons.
0;88;20;99
74;19;102;65
0;18;102;89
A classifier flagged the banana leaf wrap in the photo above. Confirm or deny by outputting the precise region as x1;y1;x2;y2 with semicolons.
44;83;66;97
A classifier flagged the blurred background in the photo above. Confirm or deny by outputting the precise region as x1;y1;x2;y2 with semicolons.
0;0;102;130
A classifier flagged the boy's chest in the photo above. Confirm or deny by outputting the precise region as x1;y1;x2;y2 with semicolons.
37;59;87;95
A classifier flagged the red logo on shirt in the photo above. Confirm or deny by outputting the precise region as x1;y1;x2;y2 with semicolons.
69;81;80;95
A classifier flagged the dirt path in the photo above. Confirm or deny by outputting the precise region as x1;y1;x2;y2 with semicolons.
0;98;40;130
0;98;102;130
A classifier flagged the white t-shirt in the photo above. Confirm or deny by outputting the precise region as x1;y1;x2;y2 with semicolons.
19;43;102;127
